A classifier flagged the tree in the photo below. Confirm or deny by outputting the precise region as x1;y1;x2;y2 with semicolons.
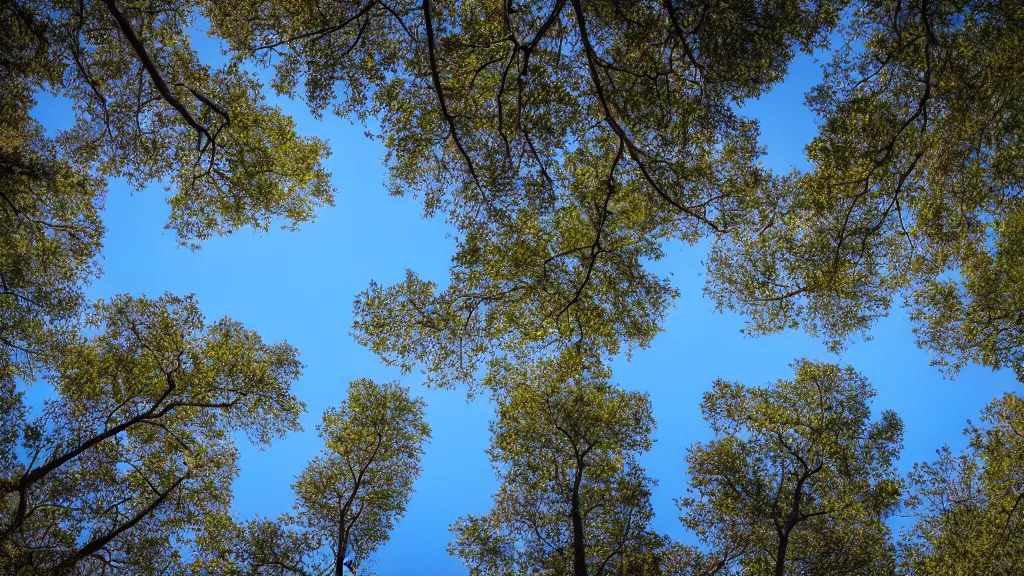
208;0;1024;386
1;0;104;379
0;293;305;574
0;104;104;382
679;360;904;576
449;354;665;576
199;0;843;390
901;392;1024;575
291;378;430;576
2;0;334;381
194;379;431;576
706;0;1024;379
6;0;334;247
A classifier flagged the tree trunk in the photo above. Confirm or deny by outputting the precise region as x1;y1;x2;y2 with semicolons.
775;467;813;576
570;468;587;576
336;495;351;576
774;532;789;576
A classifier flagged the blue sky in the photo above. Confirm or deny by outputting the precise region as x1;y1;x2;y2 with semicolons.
31;45;1019;574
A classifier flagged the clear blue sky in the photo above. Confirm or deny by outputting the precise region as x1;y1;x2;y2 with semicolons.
31;45;1018;574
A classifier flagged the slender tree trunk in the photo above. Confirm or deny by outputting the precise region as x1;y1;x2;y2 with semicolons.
336;495;350;576
570;468;587;576
774;532;789;576
775;468;812;576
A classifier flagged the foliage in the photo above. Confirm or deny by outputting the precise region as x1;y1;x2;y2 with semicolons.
292;378;430;575
679;360;904;575
189;513;328;576
191;379;431;576
706;0;1024;379
2;0;334;381
449;353;664;576
6;0;1023;572
0;293;305;574
205;0;845;388
12;0;334;246
901;392;1024;575
1;0;105;378
209;0;1024;385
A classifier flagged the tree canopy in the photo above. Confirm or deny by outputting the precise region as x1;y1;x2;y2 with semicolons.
0;293;305;573
189;379;430;576
353;0;1024;390
1;3;104;378
707;0;1024;380
449;354;665;576
680;360;904;575
292;378;430;575
4;0;1024;572
10;0;335;246
203;0;842;389
2;0;335;385
901;392;1024;575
